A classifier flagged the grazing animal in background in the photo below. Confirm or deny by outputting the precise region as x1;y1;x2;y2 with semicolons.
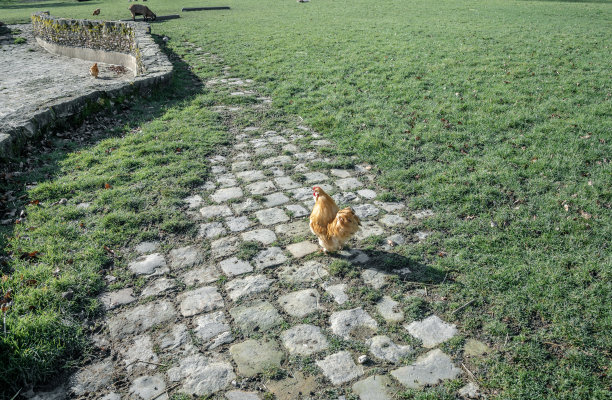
128;4;156;21
92;8;100;16
310;186;361;252
90;63;99;79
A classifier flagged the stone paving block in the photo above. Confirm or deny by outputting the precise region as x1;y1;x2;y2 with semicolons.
201;181;217;191
304;171;329;183
212;187;243;203
99;288;136;310
415;231;432;241
316;351;364;385
356;189;377;199
128;253;168;276
255;146;274;156
458;382;481;398
219;257;253;277
253;247;288;269
332;191;360;205
100;393;120;400
275;176;300;189
285;204;309;217
266;371;317;400
184;194;203;209
198;222;227;239
374;201;405;212
200;204;233;219
412;209;434;219
354;221;385;240
250;138;268;148
230;300;283;334
234;152;252;160
390;349;461;389
280;324;329;356
193;311;233;349
463;339;491;356
211;165;227;174
108;300;175;339
120;334;158;373
262;155;292;167
282;143;299;153
376;296;405;323
225;391;261;400
330;308;378;340
232;161;252;172
210;155;227;164
286;240;319;258
226;216;254;232
362;268;392;289
225;275;273;301
255;207;290;225
230;339;284;377
141;278;176;298
267;135;288;144
311;139;332;146
212;236;240;259
278;289;321;318
247;181;277;195
240;228;277;245
386;233;406;246
275;221;311;238
135;241;159;254
330;169;352;178
278;260;328;283
366;335;413;363
352;203;380;219
168;354;235;396
322;282;349;304
379;214;408;227
352;375;396;400
294;151;317;161
158;324;191;351
178;286;224;317
170;245;203;269
180;266;221;287
291;187;313;201
232;198;261;214
217;174;238;188
129;375;168;400
236;170;266;182
405;315;458;348
263;192;290;207
336;177;363;190
70;359;114;396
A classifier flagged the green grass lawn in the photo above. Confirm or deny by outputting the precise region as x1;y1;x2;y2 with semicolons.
1;0;611;398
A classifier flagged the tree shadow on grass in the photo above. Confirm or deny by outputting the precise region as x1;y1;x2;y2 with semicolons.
0;36;204;268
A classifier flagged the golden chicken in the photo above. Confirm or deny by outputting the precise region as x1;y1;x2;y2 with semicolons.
310;186;361;252
90;63;99;79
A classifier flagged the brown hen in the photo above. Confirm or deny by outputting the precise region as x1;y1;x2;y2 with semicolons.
309;186;360;252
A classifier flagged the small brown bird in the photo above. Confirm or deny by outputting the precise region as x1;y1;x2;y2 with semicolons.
92;8;100;16
90;63;99;79
310;186;361;252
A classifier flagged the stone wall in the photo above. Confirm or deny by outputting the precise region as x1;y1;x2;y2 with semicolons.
31;12;143;74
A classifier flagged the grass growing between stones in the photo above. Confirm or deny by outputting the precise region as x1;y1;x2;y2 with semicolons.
1;0;611;398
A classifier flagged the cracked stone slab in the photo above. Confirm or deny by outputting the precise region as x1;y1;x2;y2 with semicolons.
278;260;328;283
119;334;158;373
70;359;114;396
336;177;364;191
246;181;276;195
255;207;290;225
323;282;348;304
278;289;321;318
219;257;253;277
128;253;168;276
280;324;328;356
108;300;175;339
200;204;233;219
230;300;283;334
158;324;191;351
170;246;203;269
379;214;408;227
330;308;378;340
316;351;364;385
352;203;380;219
198;222;227;239
212;236;240;259
129;375;168;400
366;335;413;363
354;221;385;240
99;288;136;310
178;286;224;317
362;268;392;289
405;315;458;348
391;349;461;389
286;241;319;258
376;296;405;323
253;247;287;269
230;339;284;377
236;170;266;182
193;311;233;349
226;216;254;232
352;375;396;400
211;187;243;203
263;192;290;207
240;228;277;245
225;274;273;301
285;204;309;217
141;278;177;298
180;265;221;287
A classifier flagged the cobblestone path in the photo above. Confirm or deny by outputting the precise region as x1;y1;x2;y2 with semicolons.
53;50;487;400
